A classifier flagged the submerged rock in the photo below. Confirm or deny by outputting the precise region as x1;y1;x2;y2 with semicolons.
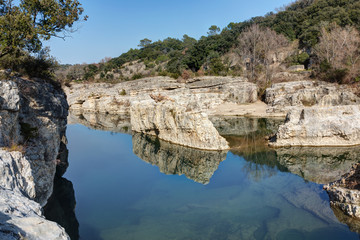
131;100;229;150
324;163;360;219
265;80;360;115
270;105;360;147
132;133;226;184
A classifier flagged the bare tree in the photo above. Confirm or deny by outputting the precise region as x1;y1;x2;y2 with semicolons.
237;24;289;82
314;23;360;83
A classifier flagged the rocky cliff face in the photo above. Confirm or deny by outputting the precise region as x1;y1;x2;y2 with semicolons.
65;76;258;115
0;78;69;239
270;105;360;147
131;100;229;150
132;133;226;184
265;81;360;115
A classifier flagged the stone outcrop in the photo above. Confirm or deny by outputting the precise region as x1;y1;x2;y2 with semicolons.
130;100;229;150
275;147;360;184
65;76;258;115
132;133;226;184
0;78;69;239
270;105;360;147
324;163;360;219
265;80;360;115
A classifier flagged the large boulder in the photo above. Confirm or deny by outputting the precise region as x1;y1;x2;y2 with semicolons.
270;105;360;147
265;80;360;115
130;100;229;150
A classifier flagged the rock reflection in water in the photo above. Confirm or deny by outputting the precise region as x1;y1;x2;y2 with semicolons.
219;117;287;181
44;176;79;240
44;142;79;240
68;111;131;134
215;117;359;185
210;116;283;136
331;205;360;234
275;147;360;184
132;133;227;184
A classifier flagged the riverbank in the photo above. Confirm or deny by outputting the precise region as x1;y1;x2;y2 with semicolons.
0;77;70;239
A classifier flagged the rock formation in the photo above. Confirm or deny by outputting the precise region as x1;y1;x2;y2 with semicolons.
265;80;360;115
324;163;360;219
0;78;69;239
132;133;226;184
130;100;229;150
65;76;258;115
270;105;360;147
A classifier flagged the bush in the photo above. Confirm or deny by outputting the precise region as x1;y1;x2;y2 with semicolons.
181;70;193;80
131;73;143;80
0;48;57;79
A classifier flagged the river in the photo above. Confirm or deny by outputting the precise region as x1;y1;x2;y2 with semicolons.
45;115;360;240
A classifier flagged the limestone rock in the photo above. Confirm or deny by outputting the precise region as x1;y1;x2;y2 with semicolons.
130;100;229;150
65;76;258;115
0;78;69;239
324;163;360;219
0;81;20;111
270;105;360;147
265;80;360;115
132;133;226;184
0;187;69;240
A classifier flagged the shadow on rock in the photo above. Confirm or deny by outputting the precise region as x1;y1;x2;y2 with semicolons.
132;133;227;184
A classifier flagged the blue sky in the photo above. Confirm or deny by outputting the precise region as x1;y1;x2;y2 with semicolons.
46;0;294;64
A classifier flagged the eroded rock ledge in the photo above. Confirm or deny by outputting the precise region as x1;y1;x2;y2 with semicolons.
265;80;360;115
65;76;258;115
0;78;69;239
131;100;229;150
270;105;360;147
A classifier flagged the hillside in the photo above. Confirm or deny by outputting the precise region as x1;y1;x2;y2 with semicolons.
57;0;360;87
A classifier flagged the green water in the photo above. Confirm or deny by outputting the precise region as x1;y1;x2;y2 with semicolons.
48;116;360;240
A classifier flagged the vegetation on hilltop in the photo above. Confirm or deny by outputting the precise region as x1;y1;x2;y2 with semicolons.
58;0;360;86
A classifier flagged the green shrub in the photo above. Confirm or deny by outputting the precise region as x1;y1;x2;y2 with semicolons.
132;73;143;80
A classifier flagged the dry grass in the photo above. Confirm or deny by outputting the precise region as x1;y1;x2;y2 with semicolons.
4;142;25;154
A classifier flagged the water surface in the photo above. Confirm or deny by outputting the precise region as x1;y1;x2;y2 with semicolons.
54;115;360;240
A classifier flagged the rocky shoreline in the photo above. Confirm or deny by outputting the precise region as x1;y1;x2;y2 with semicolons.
65;76;360;225
0;78;70;239
1;75;359;238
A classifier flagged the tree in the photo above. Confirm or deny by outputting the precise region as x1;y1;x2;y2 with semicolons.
237;24;289;82
314;23;360;83
138;38;152;48
0;0;86;58
207;25;220;36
